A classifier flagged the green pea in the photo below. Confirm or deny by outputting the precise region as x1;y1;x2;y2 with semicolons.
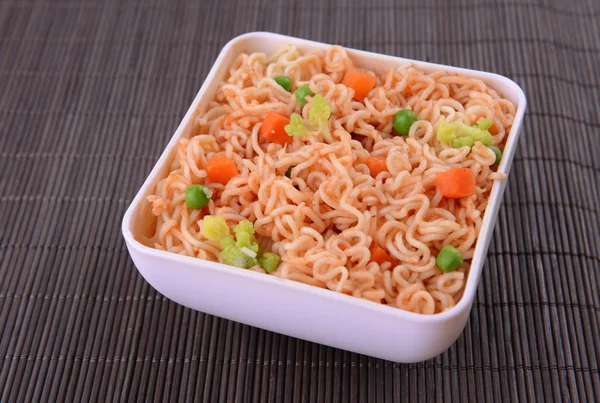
185;185;212;209
274;76;292;92
436;245;463;273
295;84;315;107
488;145;502;165
393;109;418;135
285;165;296;178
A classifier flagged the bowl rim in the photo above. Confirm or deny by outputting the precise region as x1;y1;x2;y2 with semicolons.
122;31;527;323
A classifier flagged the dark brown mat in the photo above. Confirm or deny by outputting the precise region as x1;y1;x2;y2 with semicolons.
1;0;599;401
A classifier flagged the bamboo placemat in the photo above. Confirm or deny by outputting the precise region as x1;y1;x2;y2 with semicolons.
0;0;599;401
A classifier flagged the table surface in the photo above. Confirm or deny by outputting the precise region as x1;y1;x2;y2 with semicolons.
1;0;599;401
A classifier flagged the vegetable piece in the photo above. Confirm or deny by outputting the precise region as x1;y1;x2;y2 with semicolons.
295;84;315;107
436;119;494;147
452;136;475;149
436;120;457;143
285;165;296;178
474;118;493;130
234;220;258;252
435;168;477;198
274;76;292;92
470;129;494;146
284;94;331;141
185;185;212;209
202;217;270;270
240;246;257;258
285;96;333;138
488;145;502;165
284;113;309;137
221;244;257;268
220;235;235;248
436;245;463;273
308;94;332;136
308;95;332;125
201;215;233;247
260;111;292;145
393;110;418;135
258;252;281;273
369;243;395;265
342;69;376;101
206;155;239;185
455;122;493;146
365;155;388;178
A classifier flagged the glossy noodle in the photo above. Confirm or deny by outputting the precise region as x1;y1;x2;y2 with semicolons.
145;45;516;314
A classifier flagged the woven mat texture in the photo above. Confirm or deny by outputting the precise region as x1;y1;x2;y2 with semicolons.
0;0;599;401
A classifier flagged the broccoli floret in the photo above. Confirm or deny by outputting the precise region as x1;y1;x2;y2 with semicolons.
220;244;258;268
204;217;281;271
437;119;494;147
234;220;257;250
474;118;493;130
452;136;475;148
258;252;281;274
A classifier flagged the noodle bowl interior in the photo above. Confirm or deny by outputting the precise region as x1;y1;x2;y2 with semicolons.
145;45;516;315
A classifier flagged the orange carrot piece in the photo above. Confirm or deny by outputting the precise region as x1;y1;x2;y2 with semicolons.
342;69;376;101
259;111;292;145
206;155;239;185
435;167;477;198
369;243;395;266
365;155;388;178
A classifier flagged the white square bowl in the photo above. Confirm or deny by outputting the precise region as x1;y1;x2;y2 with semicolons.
122;32;526;363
